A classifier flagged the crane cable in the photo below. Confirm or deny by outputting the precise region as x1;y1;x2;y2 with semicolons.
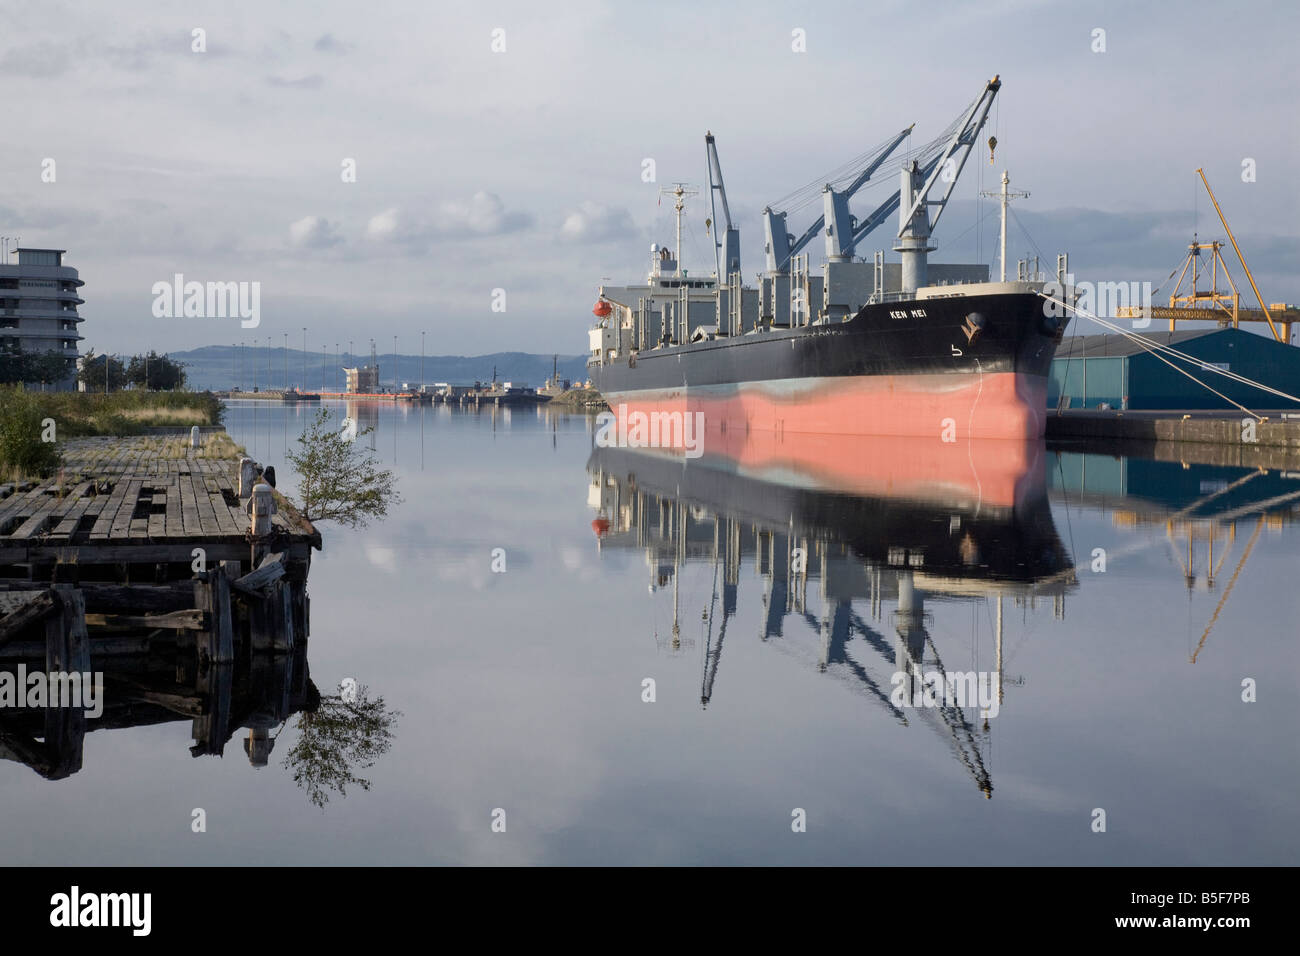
769;96;974;215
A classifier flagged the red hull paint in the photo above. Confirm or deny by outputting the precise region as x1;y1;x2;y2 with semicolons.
608;371;1047;441
712;430;1043;511
602;427;1042;511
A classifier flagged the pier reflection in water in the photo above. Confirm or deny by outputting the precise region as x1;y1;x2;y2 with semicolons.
0;610;398;808
588;435;1078;799
0;641;314;780
0;574;395;806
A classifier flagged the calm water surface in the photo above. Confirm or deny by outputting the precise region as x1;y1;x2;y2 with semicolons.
3;399;1298;865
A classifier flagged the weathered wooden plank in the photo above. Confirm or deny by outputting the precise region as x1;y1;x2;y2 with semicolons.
76;582;196;614
146;484;166;538
85;608;207;630
49;484;97;536
164;482;184;538
0;481;53;527
87;487;126;538
8;488;66;539
0;589;58;646
90;476;133;539
102;678;205;717
130;486;155;538
179;476;201;535
0;540;314;566
232;551;285;597
109;479;144;539
195;478;221;535
0;636;153;659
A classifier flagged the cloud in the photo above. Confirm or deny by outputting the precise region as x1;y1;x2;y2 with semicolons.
100;34;179;72
0;41;73;77
266;73;324;89
365;545;398;573
440;191;532;236
559;201;637;242
0;31;223;78
289;215;342;248
313;33;353;54
365;192;532;250
365;208;413;243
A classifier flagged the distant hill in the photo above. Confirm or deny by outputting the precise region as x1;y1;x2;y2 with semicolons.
169;345;590;392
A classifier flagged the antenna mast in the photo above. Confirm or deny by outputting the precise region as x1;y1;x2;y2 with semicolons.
659;182;698;277
981;169;1029;282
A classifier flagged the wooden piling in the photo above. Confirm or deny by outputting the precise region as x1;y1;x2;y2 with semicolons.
275;578;294;652
195;566;234;664
43;587;89;778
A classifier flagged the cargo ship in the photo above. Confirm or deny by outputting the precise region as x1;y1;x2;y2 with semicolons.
586;76;1071;441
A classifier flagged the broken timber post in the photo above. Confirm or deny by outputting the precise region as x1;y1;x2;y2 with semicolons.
0;588;59;648
46;587;90;675
191;662;233;757
194;567;234;664
44;587;89;778
274;578;294;652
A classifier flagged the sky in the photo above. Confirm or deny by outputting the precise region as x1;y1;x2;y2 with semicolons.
1;0;1297;358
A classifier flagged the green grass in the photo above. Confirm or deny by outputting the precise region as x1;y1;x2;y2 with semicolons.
0;387;225;480
21;389;224;437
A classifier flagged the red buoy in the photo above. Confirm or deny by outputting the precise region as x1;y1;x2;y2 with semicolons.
592;300;612;318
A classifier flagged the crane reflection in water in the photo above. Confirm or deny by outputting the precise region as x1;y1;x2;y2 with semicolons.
586;432;1077;799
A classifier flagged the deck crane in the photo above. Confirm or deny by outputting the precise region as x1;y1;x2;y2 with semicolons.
896;74;1000;293
760;74;1002;290
705;132;740;282
762;123;914;274
823;125;913;262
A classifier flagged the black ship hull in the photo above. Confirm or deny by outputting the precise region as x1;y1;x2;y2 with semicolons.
589;291;1065;440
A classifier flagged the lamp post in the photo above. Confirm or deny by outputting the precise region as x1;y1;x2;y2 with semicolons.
393;335;398;392
420;330;425;393
283;332;287;391
302;327;307;389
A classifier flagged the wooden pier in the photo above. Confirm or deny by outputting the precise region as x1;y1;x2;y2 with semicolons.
0;435;322;778
0;436;319;573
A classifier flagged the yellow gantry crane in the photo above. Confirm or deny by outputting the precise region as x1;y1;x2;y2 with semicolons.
1117;169;1299;343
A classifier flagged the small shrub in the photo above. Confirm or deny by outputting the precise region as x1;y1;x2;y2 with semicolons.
0;386;62;477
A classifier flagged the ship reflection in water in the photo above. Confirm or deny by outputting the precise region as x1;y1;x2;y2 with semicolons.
587;433;1078;799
